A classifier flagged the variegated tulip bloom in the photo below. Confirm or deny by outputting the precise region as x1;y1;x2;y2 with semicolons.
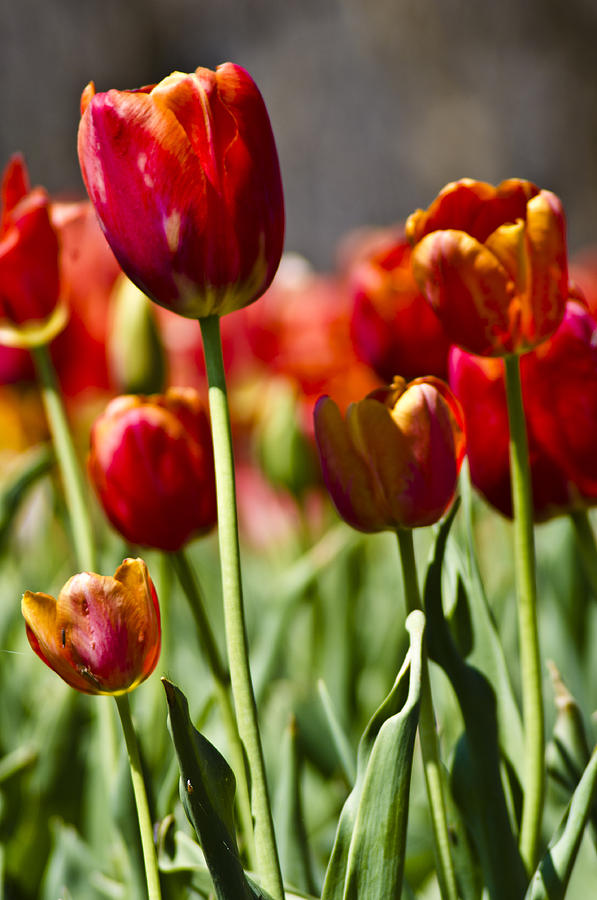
22;559;161;695
314;377;465;532
406;178;568;357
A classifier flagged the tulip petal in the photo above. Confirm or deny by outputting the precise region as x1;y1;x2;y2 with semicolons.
411;229;514;356
523;191;568;346
22;590;96;693
314;396;393;532
348;398;415;526
406;179;538;246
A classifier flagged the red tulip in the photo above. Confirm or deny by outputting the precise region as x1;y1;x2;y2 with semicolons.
78;64;284;319
22;558;161;695
0;155;67;346
314;377;465;531
449;300;597;519
406;178;568;357
347;226;451;381
88;388;217;550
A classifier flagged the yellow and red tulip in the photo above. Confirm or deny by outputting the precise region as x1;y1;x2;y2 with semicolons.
314;376;465;532
406;178;568;357
22;558;161;695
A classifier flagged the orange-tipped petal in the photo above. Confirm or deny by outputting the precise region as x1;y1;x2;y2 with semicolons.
411;229;514;356
523;190;568;347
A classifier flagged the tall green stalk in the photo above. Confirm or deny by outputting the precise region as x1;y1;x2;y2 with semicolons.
32;341;161;899
170;549;256;867
504;352;544;872
115;695;162;900
396;528;459;900
32;343;96;572
199;314;284;900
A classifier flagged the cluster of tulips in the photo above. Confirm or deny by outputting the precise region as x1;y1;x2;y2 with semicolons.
2;61;597;900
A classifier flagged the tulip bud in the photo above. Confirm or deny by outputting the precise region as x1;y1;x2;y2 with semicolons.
78;64;284;319
0;155;68;348
88;388;217;551
406;178;568;357
314;377;465;532
22;558;161;695
107;274;167;394
254;377;320;497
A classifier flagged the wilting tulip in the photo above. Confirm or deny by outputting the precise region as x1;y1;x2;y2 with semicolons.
347;227;451;381
314;377;465;531
89;388;217;550
78;64;284;319
449;300;597;520
406;178;568;357
0;155;67;346
22;558;161;695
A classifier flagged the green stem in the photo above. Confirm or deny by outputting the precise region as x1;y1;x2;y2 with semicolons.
504;353;544;872
569;509;597;599
396;529;459;900
31;344;96;571
199;315;284;900
170;549;256;867
115;694;162;900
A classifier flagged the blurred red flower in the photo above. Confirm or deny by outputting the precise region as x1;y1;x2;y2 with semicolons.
314;376;465;532
449;300;597;519
345;225;450;381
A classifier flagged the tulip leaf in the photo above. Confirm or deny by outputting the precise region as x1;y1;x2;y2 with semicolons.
546;662;597;849
274;717;317;895
455;468;525;772
525;745;597;900
317;678;357;785
0;444;54;550
321;609;424;900
423;504;527;900
162;678;254;900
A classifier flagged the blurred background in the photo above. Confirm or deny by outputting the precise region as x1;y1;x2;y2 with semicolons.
3;0;597;268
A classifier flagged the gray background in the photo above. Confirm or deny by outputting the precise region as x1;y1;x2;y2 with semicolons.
3;0;597;268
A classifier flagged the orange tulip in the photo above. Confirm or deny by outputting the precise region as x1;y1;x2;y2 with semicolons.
22;558;161;695
406;178;568;356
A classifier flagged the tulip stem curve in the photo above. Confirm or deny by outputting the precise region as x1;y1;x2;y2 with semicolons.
115;694;162;900
504;352;544;873
170;549;256;867
199;314;284;900
31;343;96;572
396;528;459;900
